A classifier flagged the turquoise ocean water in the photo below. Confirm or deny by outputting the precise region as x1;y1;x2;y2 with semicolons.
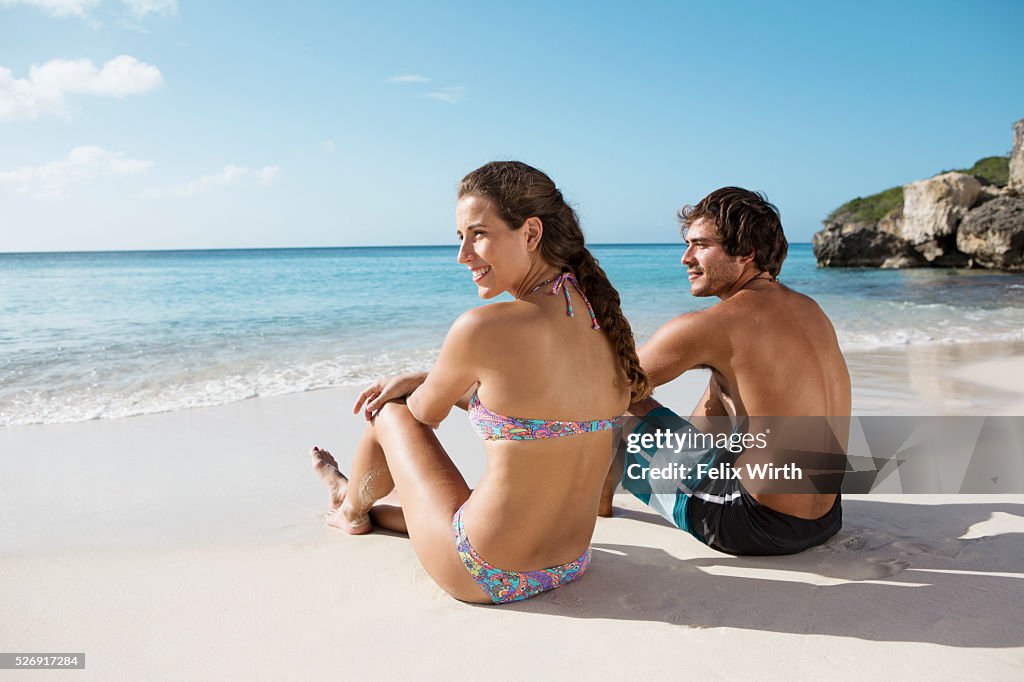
2;244;1023;426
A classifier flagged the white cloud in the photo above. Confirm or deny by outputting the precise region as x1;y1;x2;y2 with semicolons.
0;0;99;17
256;166;281;185
387;75;466;104
31;55;163;96
145;165;282;198
120;0;175;17
0;55;163;122
0;0;176;18
0;145;153;198
422;86;466;104
320;139;336;152
387;74;430;84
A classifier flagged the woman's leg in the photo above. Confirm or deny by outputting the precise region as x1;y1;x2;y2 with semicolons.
313;422;410;533
347;419;397;528
312;401;488;603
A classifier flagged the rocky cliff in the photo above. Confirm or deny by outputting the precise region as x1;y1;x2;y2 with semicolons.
813;118;1024;270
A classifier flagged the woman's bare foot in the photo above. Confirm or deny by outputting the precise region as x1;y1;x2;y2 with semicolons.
324;506;372;534
310;446;372;534
311;446;348;507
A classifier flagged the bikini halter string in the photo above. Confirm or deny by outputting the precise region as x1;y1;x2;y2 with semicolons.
548;271;601;331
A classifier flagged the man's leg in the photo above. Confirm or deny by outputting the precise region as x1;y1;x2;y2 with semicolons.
599;396;668;517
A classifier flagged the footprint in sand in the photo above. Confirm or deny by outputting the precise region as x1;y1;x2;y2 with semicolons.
863;557;912;578
806;528;914;580
819;527;898;553
891;539;963;559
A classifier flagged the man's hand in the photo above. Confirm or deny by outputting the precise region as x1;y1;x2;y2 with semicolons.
352;372;428;421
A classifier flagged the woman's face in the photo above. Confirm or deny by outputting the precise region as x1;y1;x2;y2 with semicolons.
455;195;534;299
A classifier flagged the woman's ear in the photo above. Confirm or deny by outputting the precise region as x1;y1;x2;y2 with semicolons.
522;216;543;252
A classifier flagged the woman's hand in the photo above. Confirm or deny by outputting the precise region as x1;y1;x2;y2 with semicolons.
352;372;428;421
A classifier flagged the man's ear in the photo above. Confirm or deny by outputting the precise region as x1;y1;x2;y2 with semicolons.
736;249;756;266
522;216;544;252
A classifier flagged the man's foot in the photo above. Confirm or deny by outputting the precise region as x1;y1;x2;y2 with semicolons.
311;446;373;535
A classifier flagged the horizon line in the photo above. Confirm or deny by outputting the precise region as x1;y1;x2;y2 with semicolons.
0;242;816;257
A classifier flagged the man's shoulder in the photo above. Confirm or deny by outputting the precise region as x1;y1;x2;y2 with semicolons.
652;307;723;340
770;285;832;324
668;286;834;338
776;283;823;308
728;283;825;316
727;284;839;343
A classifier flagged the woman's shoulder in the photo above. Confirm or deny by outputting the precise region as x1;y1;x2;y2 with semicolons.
453;301;535;329
445;302;533;346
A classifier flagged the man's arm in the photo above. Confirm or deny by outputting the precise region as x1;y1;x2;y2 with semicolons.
637;311;716;388
692;378;729;417
625;311;720;416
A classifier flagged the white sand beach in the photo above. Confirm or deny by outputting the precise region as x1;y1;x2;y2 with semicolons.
3;0;1022;677
2;366;1024;680
845;341;1024;416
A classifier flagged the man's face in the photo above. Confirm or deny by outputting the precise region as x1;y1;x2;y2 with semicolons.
682;217;744;298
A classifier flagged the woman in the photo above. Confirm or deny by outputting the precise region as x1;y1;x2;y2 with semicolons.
311;161;650;604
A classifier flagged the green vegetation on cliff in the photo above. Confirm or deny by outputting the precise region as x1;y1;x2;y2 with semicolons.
826;186;903;224
826;155;1010;225
944;155;1010;186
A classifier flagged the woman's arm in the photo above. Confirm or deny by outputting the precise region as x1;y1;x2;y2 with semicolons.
454;382;480;411
406;309;485;428
352;371;428;421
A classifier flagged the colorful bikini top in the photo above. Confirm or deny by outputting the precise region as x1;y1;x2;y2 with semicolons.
469;392;623;441
467;271;623;441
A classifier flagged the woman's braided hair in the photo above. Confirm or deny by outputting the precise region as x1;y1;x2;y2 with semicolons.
458;161;651;401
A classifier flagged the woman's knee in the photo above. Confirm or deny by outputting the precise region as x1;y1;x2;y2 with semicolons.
372;399;416;429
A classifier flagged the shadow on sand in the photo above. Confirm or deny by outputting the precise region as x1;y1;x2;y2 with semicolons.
502;499;1024;648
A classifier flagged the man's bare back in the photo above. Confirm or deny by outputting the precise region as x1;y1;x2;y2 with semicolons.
638;278;850;518
603;187;850;553
688;282;850;419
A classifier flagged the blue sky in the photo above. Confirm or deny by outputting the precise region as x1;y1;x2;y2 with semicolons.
1;0;1022;252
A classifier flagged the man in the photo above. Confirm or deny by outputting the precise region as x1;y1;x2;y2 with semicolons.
601;187;850;555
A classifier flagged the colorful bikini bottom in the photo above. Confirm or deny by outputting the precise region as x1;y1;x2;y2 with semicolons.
452;502;591;604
